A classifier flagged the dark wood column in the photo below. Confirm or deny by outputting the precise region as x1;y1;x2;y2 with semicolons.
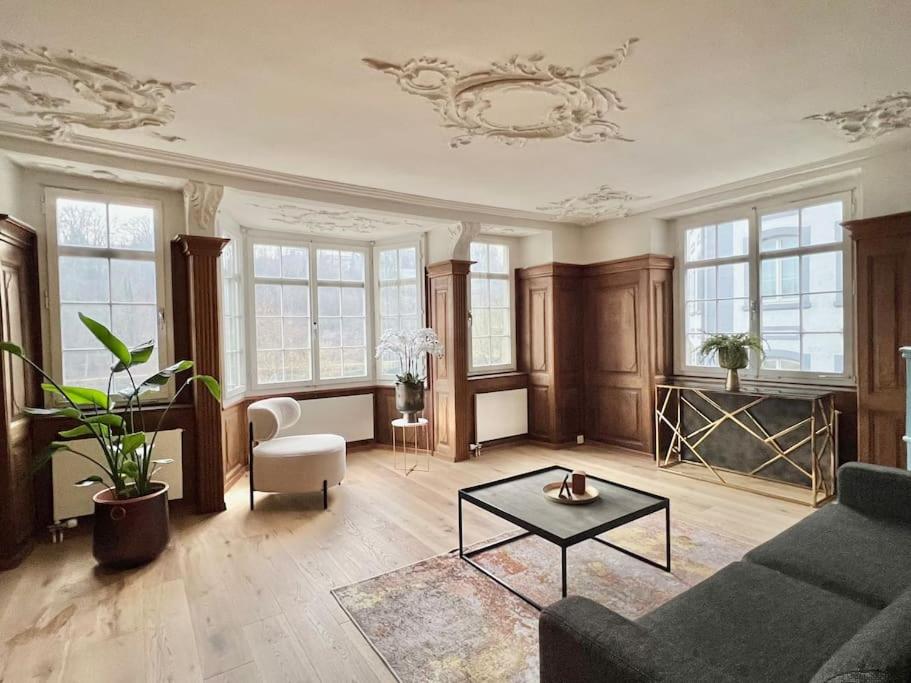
845;211;911;468
0;216;42;569
175;234;230;513
427;260;472;461
517;263;585;446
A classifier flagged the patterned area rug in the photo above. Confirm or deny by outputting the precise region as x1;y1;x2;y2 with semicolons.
332;516;750;682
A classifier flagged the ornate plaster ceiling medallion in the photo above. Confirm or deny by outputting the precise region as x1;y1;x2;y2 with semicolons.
805;91;911;142
538;184;649;224
0;40;194;142
252;204;423;235
363;39;639;148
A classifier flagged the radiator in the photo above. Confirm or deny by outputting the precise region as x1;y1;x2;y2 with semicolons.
475;388;528;443
280;393;374;442
52;429;184;520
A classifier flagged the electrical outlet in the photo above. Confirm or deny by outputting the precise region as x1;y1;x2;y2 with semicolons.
576;435;585;445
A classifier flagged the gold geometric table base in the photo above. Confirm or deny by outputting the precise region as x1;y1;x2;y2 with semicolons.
392;417;431;476
655;384;838;508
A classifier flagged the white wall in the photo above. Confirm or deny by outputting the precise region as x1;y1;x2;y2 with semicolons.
857;146;911;218
581;215;672;264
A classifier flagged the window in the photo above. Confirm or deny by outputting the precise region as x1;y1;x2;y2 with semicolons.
678;194;851;382
376;244;421;378
220;235;245;397
469;241;514;371
47;190;167;393
316;247;367;380
251;240;369;387
253;243;312;384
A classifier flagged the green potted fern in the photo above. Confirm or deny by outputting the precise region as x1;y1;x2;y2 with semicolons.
698;333;765;391
1;313;220;568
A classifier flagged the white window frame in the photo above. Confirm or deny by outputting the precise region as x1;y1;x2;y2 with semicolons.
673;187;855;386
373;238;425;383
219;227;246;401
468;237;517;375
44;187;173;401
245;230;375;393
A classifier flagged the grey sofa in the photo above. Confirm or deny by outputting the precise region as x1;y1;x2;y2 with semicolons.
539;463;911;682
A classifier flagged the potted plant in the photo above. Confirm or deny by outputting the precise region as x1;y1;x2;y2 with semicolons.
375;328;444;423
0;313;220;568
698;333;765;391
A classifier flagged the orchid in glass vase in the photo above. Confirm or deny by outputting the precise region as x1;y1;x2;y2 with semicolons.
375;328;444;422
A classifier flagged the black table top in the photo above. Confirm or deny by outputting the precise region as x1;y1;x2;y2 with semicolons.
460;466;668;547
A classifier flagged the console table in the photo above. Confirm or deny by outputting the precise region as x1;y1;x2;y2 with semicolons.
655;380;838;507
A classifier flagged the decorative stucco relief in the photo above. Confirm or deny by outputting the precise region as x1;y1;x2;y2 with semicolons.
0;40;194;142
449;221;482;260
805;91;911;142
538;184;648;224
185;181;224;235
364;39;638;148
252;203;424;235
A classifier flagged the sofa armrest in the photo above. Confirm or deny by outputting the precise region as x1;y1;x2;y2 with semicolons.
838;462;911;524
539;597;735;683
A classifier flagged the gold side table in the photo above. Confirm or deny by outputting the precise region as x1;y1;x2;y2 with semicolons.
392;417;431;475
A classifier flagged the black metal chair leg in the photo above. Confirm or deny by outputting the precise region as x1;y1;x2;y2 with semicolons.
323;480;328;510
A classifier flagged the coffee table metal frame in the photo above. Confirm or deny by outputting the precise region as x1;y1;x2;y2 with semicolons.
458;465;671;610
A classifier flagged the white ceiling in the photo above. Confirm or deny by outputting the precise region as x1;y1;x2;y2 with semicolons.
2;0;911;218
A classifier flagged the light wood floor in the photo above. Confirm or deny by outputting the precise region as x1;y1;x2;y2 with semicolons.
0;444;813;682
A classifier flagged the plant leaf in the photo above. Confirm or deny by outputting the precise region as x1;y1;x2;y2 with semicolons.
79;313;131;367
86;414;124;430
74;475;103;487
0;341;23;357
41;383;109;409
121;459;139;479
112;339;155;372
190;374;221;402
151;458;174;465
125;360;194;396
119;432;146;455
31;441;67;475
57;423;111;440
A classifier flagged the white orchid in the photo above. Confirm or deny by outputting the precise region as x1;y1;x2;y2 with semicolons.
375;328;444;385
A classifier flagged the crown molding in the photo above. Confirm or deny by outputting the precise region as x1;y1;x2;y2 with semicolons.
0;121;574;230
627;141;910;220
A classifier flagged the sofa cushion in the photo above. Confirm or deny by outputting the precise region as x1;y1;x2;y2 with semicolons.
811;588;911;683
745;503;911;608
638;561;876;683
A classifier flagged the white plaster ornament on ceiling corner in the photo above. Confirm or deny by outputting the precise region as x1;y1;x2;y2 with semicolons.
252;204;424;235
0;40;194;142
805;91;911;142
538;185;649;224
363;39;639;148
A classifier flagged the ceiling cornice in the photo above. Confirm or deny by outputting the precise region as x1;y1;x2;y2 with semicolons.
626;140;911;220
0;121;574;231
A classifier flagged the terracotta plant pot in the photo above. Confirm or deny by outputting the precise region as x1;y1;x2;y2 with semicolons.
92;482;170;568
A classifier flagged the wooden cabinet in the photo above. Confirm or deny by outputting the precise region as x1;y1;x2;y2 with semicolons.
0;215;42;569
582;255;673;453
844;212;911;468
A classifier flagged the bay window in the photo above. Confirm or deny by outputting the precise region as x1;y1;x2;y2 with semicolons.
677;192;852;383
469;240;514;372
46;189;168;395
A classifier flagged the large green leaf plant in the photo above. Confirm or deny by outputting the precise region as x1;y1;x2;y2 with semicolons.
1;313;220;499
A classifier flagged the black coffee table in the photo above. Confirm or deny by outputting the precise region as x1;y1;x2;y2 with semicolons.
458;465;670;610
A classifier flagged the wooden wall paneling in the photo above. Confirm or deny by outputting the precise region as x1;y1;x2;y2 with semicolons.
582;255;674;454
222;401;248;490
175;235;230;512
0;216;41;569
845;212;911;468
373;386;398;446
427;261;471;461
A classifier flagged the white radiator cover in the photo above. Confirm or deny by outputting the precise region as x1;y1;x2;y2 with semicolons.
475;388;528;443
52;429;184;520
280;393;374;442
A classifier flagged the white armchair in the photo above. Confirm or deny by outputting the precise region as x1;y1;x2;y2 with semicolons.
247;397;346;510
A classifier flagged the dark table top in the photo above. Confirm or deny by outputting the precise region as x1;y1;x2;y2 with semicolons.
460;466;667;546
